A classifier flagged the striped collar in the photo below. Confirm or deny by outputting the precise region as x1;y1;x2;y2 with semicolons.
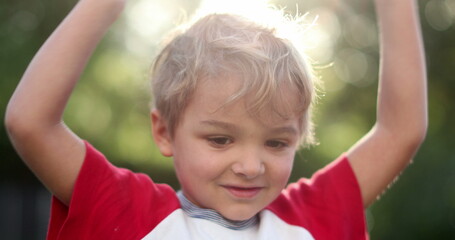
177;191;259;230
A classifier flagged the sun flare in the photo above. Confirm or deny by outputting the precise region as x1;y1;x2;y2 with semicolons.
125;0;339;68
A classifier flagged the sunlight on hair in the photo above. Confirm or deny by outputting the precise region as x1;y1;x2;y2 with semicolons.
195;0;324;60
197;0;317;39
194;0;343;68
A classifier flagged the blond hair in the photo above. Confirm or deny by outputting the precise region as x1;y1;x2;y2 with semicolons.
151;12;317;147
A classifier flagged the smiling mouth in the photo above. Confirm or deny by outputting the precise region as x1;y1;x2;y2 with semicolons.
223;186;263;199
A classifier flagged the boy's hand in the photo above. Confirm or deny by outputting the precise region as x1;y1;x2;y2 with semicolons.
5;0;127;205
346;0;427;207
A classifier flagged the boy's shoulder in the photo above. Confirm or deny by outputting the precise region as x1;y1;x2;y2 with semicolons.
267;155;367;240
47;141;180;240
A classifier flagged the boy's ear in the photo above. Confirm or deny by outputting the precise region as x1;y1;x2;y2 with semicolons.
151;110;173;157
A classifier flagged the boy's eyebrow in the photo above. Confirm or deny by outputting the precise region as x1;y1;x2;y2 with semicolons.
199;120;298;136
269;126;299;136
200;120;241;133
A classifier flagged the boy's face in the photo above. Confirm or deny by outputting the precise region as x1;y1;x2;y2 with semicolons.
155;77;300;221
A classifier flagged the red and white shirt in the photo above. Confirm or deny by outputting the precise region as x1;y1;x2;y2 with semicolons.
47;141;368;239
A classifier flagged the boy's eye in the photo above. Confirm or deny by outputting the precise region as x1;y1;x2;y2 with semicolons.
207;137;232;147
265;140;288;149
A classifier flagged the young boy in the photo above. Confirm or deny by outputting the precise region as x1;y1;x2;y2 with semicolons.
5;0;427;239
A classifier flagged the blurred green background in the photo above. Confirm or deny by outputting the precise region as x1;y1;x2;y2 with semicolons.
1;0;454;239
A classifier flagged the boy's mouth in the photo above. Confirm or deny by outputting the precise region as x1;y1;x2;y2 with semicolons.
222;185;263;199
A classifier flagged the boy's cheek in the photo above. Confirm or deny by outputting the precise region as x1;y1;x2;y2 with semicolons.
269;158;294;184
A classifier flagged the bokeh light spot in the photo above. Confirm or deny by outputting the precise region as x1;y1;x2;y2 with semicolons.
334;48;369;85
425;0;453;31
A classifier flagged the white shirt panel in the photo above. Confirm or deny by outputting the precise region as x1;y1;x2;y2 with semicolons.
142;209;314;240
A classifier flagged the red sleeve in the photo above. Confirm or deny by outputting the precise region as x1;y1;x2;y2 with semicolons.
267;155;369;240
46;141;180;240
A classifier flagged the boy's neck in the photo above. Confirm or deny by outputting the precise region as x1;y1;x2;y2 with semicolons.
177;191;259;230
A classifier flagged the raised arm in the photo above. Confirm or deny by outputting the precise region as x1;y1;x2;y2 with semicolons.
347;0;428;207
4;0;126;205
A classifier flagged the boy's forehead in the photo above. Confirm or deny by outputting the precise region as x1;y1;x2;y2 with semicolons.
193;77;241;107
190;76;302;125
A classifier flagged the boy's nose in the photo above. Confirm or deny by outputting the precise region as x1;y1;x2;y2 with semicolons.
231;150;265;179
